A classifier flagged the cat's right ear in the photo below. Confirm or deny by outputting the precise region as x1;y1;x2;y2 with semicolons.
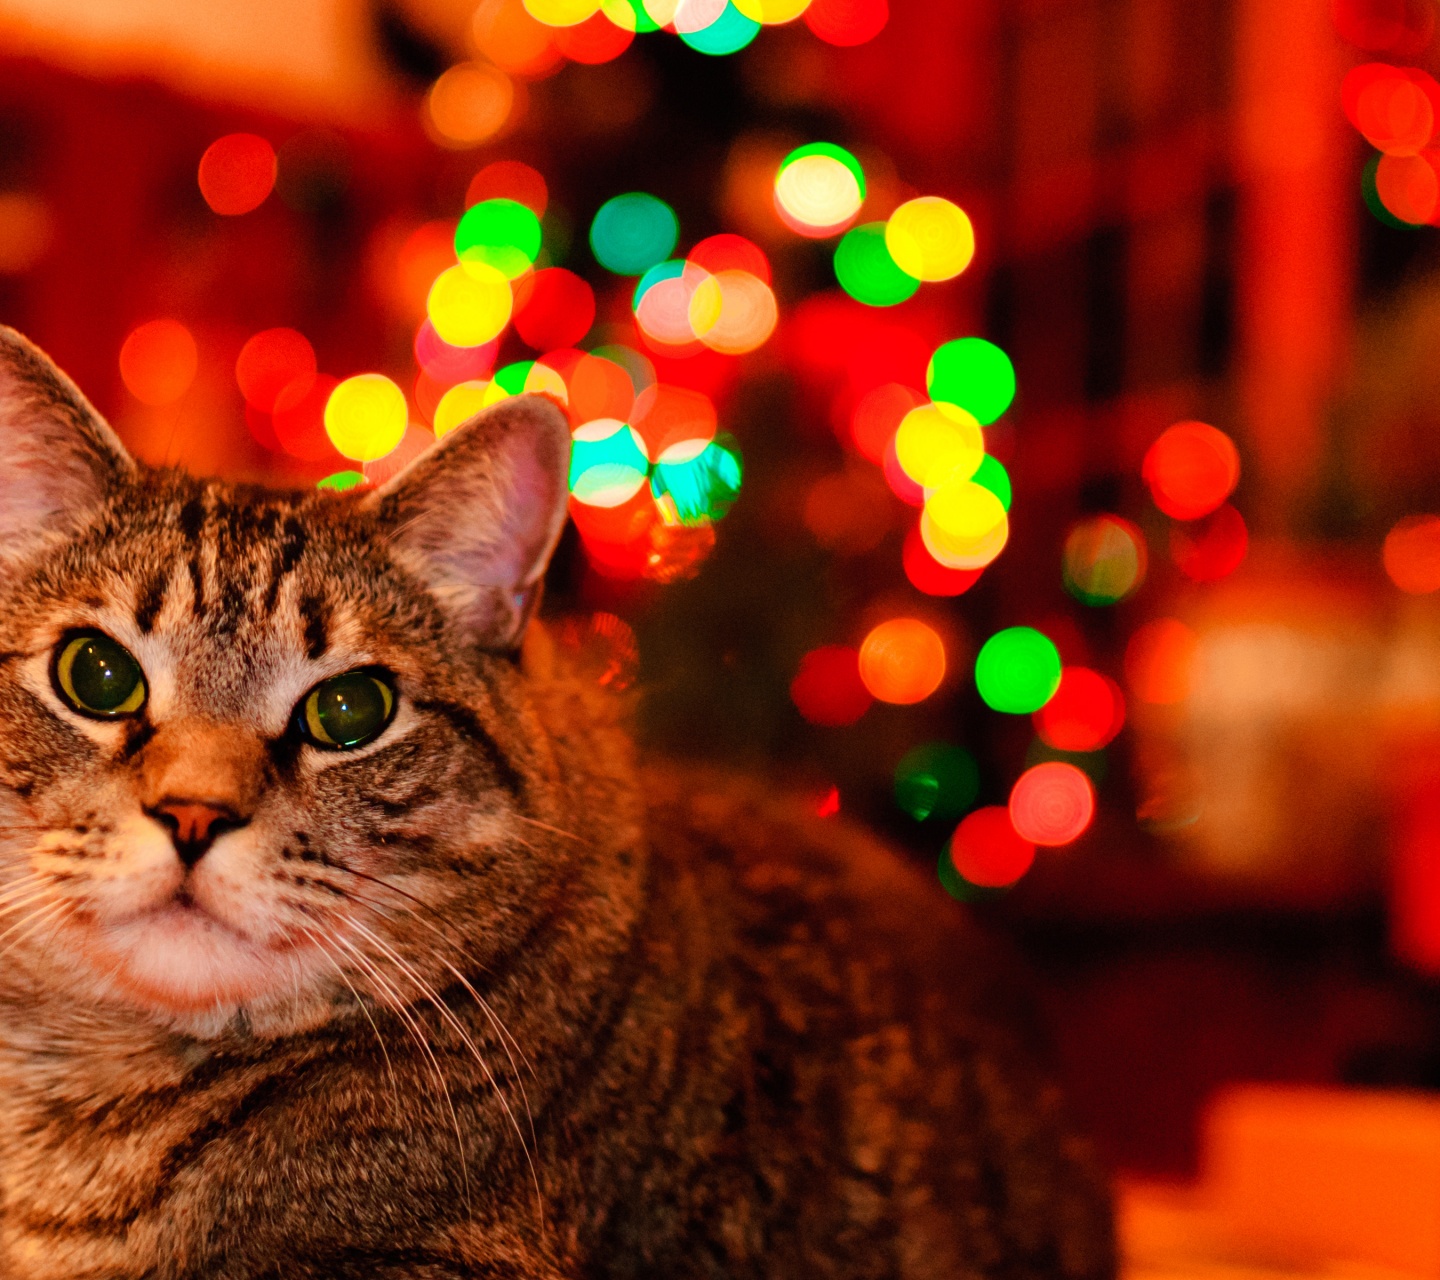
0;327;135;567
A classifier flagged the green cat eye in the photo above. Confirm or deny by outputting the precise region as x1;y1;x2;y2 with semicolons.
53;632;147;719
299;670;396;750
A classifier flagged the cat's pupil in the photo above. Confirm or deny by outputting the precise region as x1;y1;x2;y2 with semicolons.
65;636;142;713
308;673;392;748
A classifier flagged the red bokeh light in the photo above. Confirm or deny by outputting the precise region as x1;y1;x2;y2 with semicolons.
882;434;925;505
1125;617;1198;706
235;328;316;414
553;10;635;63
850;382;923;463
949;806;1035;887
119;319;198;406
1384;514;1440;593
1171;503;1249;581
1033;667;1125;752
803;0;890;46
902;525;982;596
514;268;597;351
1010;762;1095;846
465;160;548;216
688;233;771;283
1142;420;1240;519
272;373;339;462
631;383;717;460
790;645;873;726
569;352;636;424
413;319;497;384
197;134;277;216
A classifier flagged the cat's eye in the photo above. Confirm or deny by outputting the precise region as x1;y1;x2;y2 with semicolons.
298;670;396;751
52;632;147;719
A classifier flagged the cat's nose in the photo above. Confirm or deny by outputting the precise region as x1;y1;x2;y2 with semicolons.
148;800;246;868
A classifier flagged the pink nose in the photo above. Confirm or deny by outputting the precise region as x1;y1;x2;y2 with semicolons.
149;800;242;867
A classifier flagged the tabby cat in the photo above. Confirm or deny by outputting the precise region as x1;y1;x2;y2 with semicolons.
0;326;1112;1279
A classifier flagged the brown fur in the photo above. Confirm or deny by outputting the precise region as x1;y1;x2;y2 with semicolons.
0;326;1113;1278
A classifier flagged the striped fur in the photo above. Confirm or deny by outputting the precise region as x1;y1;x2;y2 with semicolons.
0;327;1113;1279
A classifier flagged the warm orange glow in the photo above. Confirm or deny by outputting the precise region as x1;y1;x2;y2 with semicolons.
119;319;198;406
857;618;946;704
1142;420;1241;520
197;134;276;216
428;64;516;148
1125;618;1198;705
473;0;563;76
1384;515;1440;593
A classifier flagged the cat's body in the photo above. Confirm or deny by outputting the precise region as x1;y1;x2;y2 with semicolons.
0;327;1112;1279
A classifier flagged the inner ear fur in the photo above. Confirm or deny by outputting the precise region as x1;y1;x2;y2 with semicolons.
367;394;572;652
0;326;135;568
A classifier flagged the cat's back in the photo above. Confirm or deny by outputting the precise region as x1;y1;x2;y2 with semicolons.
591;760;1116;1280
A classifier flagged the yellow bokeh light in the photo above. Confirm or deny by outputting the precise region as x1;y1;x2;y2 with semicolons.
433;380;491;438
522;0;602;24
688;270;778;355
599;0;639;28
524;361;570;402
733;0;812;22
885;197;976;282
427;63;516;149
427;263;513;347
774;155;864;232
324;374;409;463
894;402;984;489
921;478;1009;568
642;0;680;21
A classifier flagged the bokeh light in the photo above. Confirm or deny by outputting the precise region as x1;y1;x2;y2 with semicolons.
273;373;339;461
324;374;409;462
902;525;983;596
590;192;679;275
428;63;516;149
236;328;315;413
689;233;770;281
514;268;596;349
1009;761;1095;846
834;222;920;306
679;4;762;54
857;617;946;704
432;381;491;437
885;197;974;282
927;337;1016;425
1142;420;1240;519
317;471;366;492
466;161;548;216
1342;62;1439;155
455;198;542;280
1125;617;1197;705
632;382;717;458
554;8;636;59
570;418;649;506
1335;0;1434;53
635;260;712;347
688;270;778;354
894;401;984;489
1375;152;1440;224
427;262;514;346
791;645;872;725
523;0;602;26
803;0;887;44
198;134;276;216
1034;667;1125;752
894;742;979;822
119;319;198;406
971;453;1012;511
1171;503;1248;581
414;319;496;384
473;0;562;75
921;477;1009;568
975;626;1062;714
774;143;866;236
1063;514;1147;606
733;0;811;20
1384;514;1440;592
651;436;743;523
947;806;1035;889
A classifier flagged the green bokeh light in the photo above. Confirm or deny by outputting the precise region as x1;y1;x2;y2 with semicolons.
569;423;649;505
974;626;1062;714
834;223;920;307
971;453;1012;511
494;360;535;395
894;743;980;822
650;436;743;525
316;470;366;492
590;193;679;276
678;3;761;54
455;198;542;279
927;338;1017;425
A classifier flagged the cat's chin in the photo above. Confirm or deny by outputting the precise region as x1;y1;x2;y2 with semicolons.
78;900;314;1019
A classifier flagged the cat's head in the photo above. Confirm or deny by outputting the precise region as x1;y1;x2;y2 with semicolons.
0;326;579;1039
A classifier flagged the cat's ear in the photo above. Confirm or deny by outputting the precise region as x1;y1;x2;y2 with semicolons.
0;327;135;565
369;394;571;651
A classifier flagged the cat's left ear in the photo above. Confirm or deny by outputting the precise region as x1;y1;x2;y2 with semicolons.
368;394;571;651
0;327;135;568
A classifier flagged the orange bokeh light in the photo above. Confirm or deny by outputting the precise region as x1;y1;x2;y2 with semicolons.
1384;514;1440;593
851;382;924;464
119;319;198;406
949;806;1035;887
858;617;946;704
197;134;276;216
1125;618;1198;705
1142;420;1240;520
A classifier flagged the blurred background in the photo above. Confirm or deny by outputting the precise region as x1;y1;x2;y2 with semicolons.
3;0;1440;1270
